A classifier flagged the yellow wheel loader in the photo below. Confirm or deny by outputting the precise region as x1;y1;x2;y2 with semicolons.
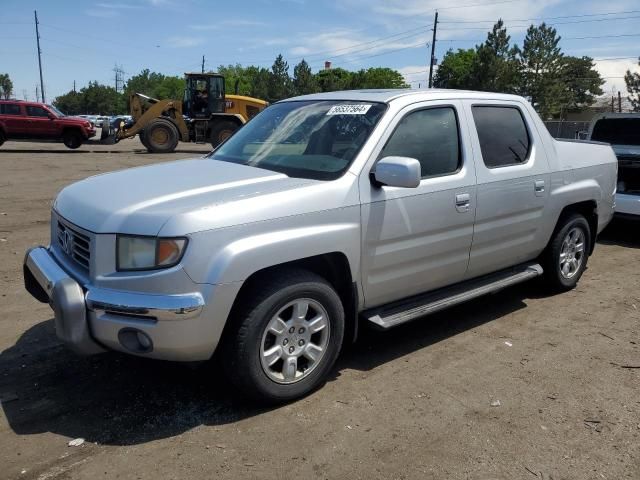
110;73;268;153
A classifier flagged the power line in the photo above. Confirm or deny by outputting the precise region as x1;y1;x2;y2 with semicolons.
439;8;640;23
438;15;640;30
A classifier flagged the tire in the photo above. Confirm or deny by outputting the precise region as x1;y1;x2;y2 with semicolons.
62;130;83;149
222;268;345;404
541;213;591;292
139;129;151;151
210;120;238;148
144;118;179;153
0;130;5;147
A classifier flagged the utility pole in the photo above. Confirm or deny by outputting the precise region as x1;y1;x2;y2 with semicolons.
34;10;45;103
35;85;39;103
113;64;124;93
73;80;76;93
618;91;622;113
611;96;615;112
428;10;438;88
202;55;205;73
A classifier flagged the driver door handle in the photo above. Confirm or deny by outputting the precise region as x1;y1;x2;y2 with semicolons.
455;193;470;212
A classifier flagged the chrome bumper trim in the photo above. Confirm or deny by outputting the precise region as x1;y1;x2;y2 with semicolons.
86;289;205;322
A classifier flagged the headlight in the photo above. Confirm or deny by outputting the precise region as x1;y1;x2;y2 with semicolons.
117;235;188;271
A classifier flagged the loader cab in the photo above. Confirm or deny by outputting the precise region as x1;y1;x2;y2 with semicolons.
184;73;225;119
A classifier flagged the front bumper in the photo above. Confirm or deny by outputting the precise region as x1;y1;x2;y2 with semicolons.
23;246;213;360
615;192;640;217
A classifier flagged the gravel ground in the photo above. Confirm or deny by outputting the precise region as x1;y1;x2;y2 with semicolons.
0;139;638;480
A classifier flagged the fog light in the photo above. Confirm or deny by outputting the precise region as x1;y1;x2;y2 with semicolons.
118;328;153;353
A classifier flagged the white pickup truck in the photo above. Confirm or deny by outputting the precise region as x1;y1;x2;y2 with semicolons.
24;90;617;402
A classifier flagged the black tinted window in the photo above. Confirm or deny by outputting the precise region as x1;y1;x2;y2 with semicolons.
472;106;530;167
0;104;21;115
591;118;640;146
380;107;460;178
26;105;49;117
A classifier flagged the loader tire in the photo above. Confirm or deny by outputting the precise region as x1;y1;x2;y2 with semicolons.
139;129;151;150
145;118;179;153
210;120;238;148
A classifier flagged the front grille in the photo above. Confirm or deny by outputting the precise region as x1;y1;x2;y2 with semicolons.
57;220;91;270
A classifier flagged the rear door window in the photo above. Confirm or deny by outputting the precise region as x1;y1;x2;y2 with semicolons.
472;106;531;168
26;105;50;117
591;118;640;146
0;103;21;115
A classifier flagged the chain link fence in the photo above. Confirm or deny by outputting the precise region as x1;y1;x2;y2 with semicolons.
543;121;591;139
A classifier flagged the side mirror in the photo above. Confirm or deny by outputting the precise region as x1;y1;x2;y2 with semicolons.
372;156;421;188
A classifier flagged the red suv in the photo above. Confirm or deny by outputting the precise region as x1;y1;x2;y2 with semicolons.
0;100;96;149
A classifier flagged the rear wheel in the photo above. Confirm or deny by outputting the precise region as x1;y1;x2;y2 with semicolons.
145;118;179;153
210;120;238;148
222;269;345;404
541;213;591;292
0;130;5;147
62;130;83;149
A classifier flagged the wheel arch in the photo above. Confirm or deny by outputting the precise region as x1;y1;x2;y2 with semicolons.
551;200;598;255
222;252;359;347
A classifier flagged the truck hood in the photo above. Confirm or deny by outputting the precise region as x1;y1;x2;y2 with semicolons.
54;158;319;235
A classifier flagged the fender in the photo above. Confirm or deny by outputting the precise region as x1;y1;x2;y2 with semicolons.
183;208;361;286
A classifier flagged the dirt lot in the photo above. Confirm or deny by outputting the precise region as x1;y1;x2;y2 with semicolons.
0;138;638;480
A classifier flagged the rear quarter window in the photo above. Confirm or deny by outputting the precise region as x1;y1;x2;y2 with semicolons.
0;104;21;115
472;106;531;168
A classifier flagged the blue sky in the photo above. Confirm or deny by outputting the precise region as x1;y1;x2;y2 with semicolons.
2;0;639;103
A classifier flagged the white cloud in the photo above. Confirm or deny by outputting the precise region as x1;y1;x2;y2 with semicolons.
165;36;204;48
595;58;640;94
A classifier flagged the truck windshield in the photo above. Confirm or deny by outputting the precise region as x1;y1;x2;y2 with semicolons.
591;118;640;146
208;100;387;180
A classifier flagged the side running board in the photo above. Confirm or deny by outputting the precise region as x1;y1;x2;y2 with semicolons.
365;263;543;330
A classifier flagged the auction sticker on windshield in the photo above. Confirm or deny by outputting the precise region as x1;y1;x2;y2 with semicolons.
326;104;373;115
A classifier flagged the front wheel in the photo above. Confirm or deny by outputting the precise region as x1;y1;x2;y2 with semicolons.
222;269;345;403
62;130;83;149
210;120;238;148
541;213;591;292
144;118;179;153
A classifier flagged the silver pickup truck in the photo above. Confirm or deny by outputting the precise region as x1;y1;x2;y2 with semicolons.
24;90;617;402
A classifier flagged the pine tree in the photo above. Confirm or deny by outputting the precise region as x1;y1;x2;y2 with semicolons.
293;59;318;95
268;54;292;101
625;57;640;112
519;23;565;118
470;20;520;93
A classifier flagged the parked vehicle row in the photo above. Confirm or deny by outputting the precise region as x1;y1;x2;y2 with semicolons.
0;100;96;149
23;89;617;403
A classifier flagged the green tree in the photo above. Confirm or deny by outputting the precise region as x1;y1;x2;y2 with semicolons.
153;76;186;100
0;73;13;99
244;66;271;100
560;56;604;112
52;90;84;115
315;67;352;92
80;81;125;114
123;69;166;99
268;54;292;101
350;67;408;89
470;20;520;93
217;64;253;95
519;23;565;118
293;59;318;95
433;49;477;88
625;57;640;112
